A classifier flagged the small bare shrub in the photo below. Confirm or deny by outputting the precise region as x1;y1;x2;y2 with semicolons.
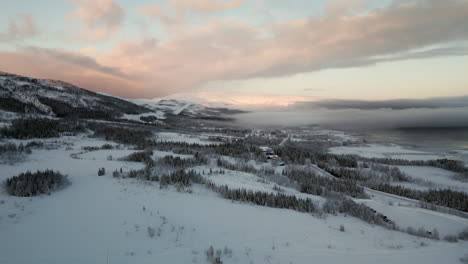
147;226;155;238
339;224;345;232
98;167;105;176
444;235;458;243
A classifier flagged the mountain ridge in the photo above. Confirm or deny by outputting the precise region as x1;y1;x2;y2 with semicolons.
0;71;244;122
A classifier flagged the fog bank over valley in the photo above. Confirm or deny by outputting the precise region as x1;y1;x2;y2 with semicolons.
233;96;468;129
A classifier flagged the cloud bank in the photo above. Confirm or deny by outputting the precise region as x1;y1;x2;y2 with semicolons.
234;107;468;129
68;0;125;41
234;95;468;129
0;14;38;41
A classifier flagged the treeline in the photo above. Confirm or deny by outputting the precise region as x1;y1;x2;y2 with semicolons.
0;97;41;114
216;158;367;199
320;163;410;183
206;183;318;214
206;182;393;230
115;165;413;235
0;142;34;164
216;158;298;189
122;151;208;172
365;157;467;173
82;144;116;152
207;128;249;138
4;170;69;197
120;165;386;226
244;135;283;146
274;145;358;167
116;165;205;188
124;166;156;181
160;170;205;187
282;167;368;199
38;97;114;120
320;166;369;182
154;140;262;160
323;195;395;229
372;183;468;212
1;118;85;139
139;115;159;123
156;153;208;169
122;149;154;165
91;125;154;148
365;163;410;182
0;142;32;154
213;141;263;158
154;141;216;155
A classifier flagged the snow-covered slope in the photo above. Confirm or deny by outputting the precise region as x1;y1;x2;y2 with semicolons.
0;72;244;123
1;134;467;264
130;98;246;120
0;72;151;120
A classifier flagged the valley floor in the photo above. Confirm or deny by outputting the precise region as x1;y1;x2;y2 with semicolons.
1;133;468;264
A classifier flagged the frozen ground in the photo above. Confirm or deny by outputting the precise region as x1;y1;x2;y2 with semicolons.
1;133;467;264
397;166;468;193
192;166;327;206
360;189;468;237
329;143;445;160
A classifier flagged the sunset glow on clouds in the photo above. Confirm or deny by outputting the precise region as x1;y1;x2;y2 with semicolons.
0;0;467;106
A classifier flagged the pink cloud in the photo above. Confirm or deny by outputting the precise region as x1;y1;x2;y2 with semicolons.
68;0;124;41
170;0;245;13
140;5;184;29
1;14;38;40
325;0;370;17
1;0;468;100
0;48;141;96
139;0;244;31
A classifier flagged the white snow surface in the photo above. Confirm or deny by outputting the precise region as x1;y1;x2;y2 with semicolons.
362;198;468;237
193;166;326;205
397;166;468;193
128;99;194;117
329;143;444;160
128;98;235;119
0;134;467;263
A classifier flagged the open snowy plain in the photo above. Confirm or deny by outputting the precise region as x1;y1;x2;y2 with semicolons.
1;129;467;264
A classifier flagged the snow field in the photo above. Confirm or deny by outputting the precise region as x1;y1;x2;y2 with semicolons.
1;134;467;263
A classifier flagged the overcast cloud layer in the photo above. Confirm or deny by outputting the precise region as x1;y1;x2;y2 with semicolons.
0;0;467;98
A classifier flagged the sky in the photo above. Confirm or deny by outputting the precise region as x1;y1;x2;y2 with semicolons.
0;0;467;108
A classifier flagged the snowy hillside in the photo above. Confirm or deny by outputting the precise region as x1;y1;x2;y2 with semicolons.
1;121;468;263
129;98;246;120
0;71;151;120
0;72;245;124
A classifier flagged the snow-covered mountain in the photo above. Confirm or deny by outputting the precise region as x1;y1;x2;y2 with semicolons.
0;71;151;120
129;98;246;120
0;71;243;122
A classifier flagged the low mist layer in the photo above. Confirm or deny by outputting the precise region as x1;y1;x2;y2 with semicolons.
233;106;468;129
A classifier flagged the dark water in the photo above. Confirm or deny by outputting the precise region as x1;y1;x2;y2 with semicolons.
349;127;468;150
